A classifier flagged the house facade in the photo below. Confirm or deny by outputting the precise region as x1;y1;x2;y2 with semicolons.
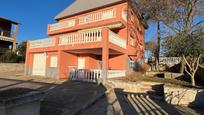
25;0;146;81
0;17;19;54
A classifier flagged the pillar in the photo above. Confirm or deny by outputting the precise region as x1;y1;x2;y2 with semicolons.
102;28;109;83
24;41;30;75
13;24;18;52
57;50;62;79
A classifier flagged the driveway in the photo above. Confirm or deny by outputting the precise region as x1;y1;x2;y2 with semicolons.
0;72;202;115
0;72;106;115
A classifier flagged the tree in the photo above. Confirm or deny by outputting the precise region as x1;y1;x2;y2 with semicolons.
17;41;27;61
130;0;204;72
161;0;204;83
128;0;176;71
161;0;204;73
145;40;157;57
163;28;204;86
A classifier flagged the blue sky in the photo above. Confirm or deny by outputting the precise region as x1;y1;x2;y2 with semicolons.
0;0;155;43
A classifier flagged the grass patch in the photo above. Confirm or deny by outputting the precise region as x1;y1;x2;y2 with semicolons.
116;72;194;88
127;75;192;87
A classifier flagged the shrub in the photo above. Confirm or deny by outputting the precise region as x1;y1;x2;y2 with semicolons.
133;62;151;73
1;51;17;63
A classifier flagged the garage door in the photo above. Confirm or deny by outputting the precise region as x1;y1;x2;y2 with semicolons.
32;53;46;76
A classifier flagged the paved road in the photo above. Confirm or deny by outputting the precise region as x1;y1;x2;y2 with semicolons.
0;72;106;115
0;72;202;115
80;89;202;115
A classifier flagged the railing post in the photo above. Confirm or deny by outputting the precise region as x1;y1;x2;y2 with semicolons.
55;36;60;46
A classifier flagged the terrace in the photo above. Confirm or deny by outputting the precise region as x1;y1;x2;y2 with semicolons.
47;6;127;35
29;28;127;51
0;30;14;42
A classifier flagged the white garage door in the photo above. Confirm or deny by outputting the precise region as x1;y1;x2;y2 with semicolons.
32;53;46;76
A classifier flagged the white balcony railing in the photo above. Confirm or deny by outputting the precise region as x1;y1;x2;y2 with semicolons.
30;38;56;49
48;9;118;32
108;70;126;78
59;29;102;45
109;30;127;49
69;68;126;82
49;19;76;31
0;30;14;42
0;36;14;42
79;9;116;25
69;68;102;83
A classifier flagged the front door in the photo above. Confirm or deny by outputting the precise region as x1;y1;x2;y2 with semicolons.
78;58;85;69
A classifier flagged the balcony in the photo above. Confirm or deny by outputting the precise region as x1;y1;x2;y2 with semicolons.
29;28;126;50
48;7;126;35
49;19;76;32
78;9;116;25
0;30;14;42
109;30;126;49
59;29;102;46
30;38;56;49
59;28;126;49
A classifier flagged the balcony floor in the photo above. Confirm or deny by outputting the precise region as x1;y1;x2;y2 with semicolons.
65;48;124;55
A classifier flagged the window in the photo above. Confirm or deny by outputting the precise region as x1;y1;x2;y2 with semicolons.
50;56;58;67
130;37;135;46
122;8;127;22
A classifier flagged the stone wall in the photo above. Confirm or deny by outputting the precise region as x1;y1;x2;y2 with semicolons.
164;72;183;79
145;72;183;79
107;80;162;93
46;67;59;79
107;80;140;92
0;63;24;73
164;84;204;108
145;72;163;77
24;67;59;79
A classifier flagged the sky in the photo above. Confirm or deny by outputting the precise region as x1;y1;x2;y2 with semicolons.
0;0;156;43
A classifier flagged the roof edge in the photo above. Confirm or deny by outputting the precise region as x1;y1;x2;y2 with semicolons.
0;17;19;25
54;0;126;21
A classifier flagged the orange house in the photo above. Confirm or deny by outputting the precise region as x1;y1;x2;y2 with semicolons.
25;0;146;81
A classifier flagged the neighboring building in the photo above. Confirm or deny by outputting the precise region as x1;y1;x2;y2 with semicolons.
0;17;19;54
159;57;181;67
25;0;146;80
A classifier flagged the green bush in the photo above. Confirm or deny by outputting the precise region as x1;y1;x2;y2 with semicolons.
1;51;17;63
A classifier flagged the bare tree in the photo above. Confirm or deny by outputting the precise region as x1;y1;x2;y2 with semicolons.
161;0;204;86
163;28;204;86
129;0;204;73
129;0;204;86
